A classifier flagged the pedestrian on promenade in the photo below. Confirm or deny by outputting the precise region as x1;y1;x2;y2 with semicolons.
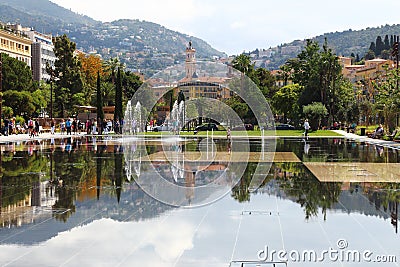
304;119;310;139
72;118;77;135
28;118;34;137
60;119;65;135
66;118;72;135
51;119;55;134
35;119;40;136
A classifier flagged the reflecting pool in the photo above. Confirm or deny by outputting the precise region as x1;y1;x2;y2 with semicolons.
0;136;399;266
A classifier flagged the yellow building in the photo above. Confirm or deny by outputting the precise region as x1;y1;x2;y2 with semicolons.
177;42;230;100
340;57;392;83
340;57;394;104
0;24;32;67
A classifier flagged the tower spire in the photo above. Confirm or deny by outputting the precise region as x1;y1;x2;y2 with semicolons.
185;41;196;79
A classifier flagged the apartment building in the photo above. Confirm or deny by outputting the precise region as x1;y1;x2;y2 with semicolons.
0;24;32;67
25;29;56;81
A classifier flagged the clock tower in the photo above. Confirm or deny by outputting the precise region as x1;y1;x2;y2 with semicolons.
185;41;197;79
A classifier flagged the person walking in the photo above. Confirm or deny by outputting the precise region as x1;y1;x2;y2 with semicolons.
60;119;65;135
51;119;55;135
304;119;310;139
3;118;9;136
28;118;34;137
35;119;40;136
72;118;77;135
66;118;72;135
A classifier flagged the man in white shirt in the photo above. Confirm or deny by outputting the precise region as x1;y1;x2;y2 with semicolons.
304;119;310;138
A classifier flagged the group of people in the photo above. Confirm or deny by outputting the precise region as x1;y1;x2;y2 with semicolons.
27;118;41;137
1;117;125;137
2;117;41;137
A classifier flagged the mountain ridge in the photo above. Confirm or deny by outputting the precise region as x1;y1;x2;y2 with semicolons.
253;24;400;69
0;0;225;76
2;0;399;72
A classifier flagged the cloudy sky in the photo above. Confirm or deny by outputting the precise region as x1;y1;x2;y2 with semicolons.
51;0;400;55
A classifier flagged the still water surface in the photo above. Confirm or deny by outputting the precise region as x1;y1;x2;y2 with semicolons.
0;137;399;266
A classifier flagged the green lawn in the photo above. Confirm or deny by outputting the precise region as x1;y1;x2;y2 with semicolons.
141;129;342;137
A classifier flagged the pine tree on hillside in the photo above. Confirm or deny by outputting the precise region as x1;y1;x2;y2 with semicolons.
369;42;376;54
384;35;390;50
375;36;384;56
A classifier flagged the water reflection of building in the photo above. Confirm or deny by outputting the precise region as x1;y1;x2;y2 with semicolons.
264;164;399;233
0;181;57;228
0;182;173;245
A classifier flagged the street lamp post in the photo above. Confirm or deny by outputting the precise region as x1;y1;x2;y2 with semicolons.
50;75;53;120
0;53;2;131
46;63;55;121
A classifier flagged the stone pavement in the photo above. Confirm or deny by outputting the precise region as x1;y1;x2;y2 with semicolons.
0;132;87;143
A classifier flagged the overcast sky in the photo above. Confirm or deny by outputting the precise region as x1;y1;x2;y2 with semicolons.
51;0;400;55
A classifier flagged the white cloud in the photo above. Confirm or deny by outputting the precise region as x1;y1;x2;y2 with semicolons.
230;21;246;30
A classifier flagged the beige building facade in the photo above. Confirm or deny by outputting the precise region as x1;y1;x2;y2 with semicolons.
0;24;32;67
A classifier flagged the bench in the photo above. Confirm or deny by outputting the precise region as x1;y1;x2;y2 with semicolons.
386;130;398;141
39;126;51;133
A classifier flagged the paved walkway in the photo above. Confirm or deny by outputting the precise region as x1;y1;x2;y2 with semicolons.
0;132;88;143
332;130;400;150
1;130;400;151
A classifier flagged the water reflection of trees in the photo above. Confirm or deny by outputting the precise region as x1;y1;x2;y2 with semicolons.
231;163;342;220
276;138;400;163
231;163;256;202
277;163;342;220
363;183;400;232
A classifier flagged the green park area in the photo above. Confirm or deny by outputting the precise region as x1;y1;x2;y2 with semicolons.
142;129;342;137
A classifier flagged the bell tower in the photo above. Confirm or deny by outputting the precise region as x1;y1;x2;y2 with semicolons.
185;41;196;79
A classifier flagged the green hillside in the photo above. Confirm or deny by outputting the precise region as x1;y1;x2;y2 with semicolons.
0;0;97;25
256;24;400;70
0;0;225;76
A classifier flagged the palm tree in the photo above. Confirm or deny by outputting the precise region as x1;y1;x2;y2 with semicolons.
103;57;125;84
232;54;252;75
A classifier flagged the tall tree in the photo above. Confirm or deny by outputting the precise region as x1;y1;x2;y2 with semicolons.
78;53;104;105
122;71;142;100
384;35;390;50
369;42;376;54
375;36;384;56
3;90;35;116
253;68;276;99
232;54;253;76
286;39;342;124
104;57;124;84
53;34;83;117
272;84;302;124
114;67;123;123
1;53;37;92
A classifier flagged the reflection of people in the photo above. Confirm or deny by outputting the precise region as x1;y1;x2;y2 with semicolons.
304;141;310;155
227;127;231;153
304;119;310;138
376;145;384;156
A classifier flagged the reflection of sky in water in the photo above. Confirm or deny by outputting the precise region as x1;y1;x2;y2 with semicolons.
1;194;398;266
0;137;399;266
